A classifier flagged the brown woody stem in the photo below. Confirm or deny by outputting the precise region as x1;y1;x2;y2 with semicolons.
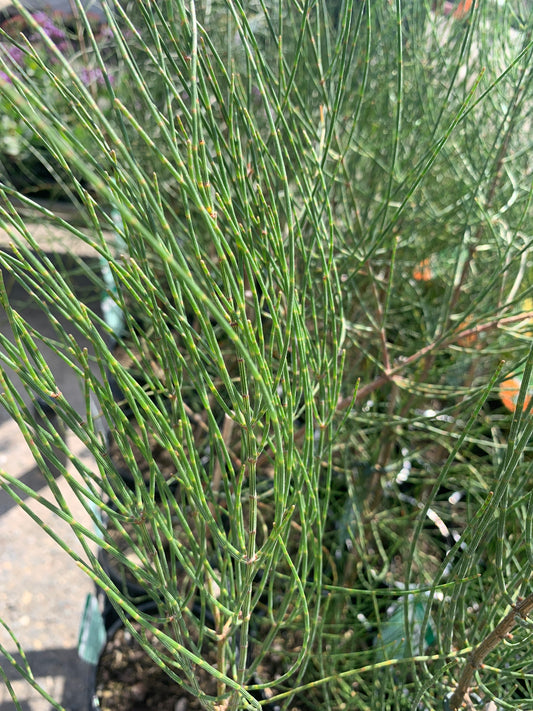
336;310;533;409
448;593;533;710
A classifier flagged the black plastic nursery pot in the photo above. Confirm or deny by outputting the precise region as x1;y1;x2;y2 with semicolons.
96;512;210;637
88;595;217;710
87;600;171;711
102;339;186;494
96;546;151;630
87;598;279;711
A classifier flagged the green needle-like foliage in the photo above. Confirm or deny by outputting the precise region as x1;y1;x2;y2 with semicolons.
0;1;532;709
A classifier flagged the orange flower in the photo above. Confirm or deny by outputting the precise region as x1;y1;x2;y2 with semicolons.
454;0;474;18
499;377;532;413
413;258;433;282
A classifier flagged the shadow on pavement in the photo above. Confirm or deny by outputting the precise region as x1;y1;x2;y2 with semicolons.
0;646;93;711
0;463;48;517
0;251;102;711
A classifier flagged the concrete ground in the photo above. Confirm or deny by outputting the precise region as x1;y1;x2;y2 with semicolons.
0;244;103;711
0;2;112;707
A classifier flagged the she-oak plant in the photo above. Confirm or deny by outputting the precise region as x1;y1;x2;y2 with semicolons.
0;1;533;709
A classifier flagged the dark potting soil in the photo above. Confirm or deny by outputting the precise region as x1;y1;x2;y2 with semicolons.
93;618;303;711
94;623;218;711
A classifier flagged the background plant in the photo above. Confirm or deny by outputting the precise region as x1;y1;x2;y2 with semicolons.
0;6;114;202
0;1;532;709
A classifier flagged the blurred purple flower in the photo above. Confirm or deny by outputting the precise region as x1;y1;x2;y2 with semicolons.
101;24;114;40
0;42;22;78
79;66;113;87
7;45;24;65
32;12;67;42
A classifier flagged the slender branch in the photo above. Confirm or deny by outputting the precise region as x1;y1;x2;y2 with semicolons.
448;593;533;710
337;311;533;409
